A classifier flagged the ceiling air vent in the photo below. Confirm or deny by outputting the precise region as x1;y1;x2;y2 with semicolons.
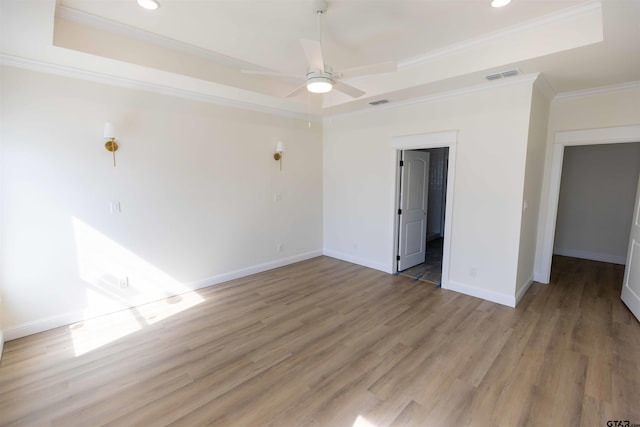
501;69;520;78
485;69;521;81
369;99;390;106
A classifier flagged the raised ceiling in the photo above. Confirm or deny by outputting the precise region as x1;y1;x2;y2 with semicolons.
2;0;639;116
58;0;587;73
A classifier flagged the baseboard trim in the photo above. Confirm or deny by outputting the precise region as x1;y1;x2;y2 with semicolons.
445;280;516;308
187;250;324;289
3;311;88;342
533;270;549;284
553;248;626;265
322;249;391;274
0;331;4;361
516;275;535;306
2;250;323;341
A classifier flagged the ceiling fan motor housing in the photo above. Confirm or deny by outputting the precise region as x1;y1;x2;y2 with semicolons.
314;0;328;14
306;70;334;93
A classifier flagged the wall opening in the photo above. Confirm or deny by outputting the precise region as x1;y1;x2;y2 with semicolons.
390;129;457;288
537;124;640;283
554;143;640;265
396;147;449;285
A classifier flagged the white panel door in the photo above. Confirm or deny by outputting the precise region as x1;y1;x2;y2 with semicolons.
621;175;640;322
398;151;430;271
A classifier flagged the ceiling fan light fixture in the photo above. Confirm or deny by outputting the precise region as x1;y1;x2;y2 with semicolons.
306;76;333;94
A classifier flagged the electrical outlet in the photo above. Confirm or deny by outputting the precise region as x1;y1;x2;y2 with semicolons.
277;244;284;253
119;277;129;289
274;193;282;202
110;201;121;214
469;267;477;277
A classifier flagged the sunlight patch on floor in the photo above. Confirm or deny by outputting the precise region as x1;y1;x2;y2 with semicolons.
69;291;204;356
70;217;205;356
135;291;204;325
353;415;378;427
70;309;142;357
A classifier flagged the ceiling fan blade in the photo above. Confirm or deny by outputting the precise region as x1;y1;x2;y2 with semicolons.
241;69;303;85
335;61;397;79
300;39;325;72
285;83;309;98
333;80;365;98
240;69;300;79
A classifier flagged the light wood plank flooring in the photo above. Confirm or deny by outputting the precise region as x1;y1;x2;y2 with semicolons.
1;255;639;426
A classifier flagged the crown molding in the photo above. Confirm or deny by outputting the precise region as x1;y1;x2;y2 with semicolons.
533;73;556;101
55;5;263;71
0;54;320;122
554;81;640;101
328;73;540;120
399;1;602;69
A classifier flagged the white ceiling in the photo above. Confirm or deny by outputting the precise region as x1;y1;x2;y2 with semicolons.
2;0;639;116
59;0;588;73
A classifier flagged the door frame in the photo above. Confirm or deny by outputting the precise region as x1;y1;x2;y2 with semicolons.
391;130;458;290
536;124;640;283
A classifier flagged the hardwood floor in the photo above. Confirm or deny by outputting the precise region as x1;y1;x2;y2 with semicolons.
1;255;639;426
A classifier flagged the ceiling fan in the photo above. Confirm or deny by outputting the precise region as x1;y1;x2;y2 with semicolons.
241;0;397;99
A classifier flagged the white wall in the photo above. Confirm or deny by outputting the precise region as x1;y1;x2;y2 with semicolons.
534;85;640;280
554;143;640;264
549;87;640;132
323;78;536;305
515;82;551;298
0;66;323;339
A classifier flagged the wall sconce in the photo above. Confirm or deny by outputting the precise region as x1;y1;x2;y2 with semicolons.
274;141;285;171
103;122;118;167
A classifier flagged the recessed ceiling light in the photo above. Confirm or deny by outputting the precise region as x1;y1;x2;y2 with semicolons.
137;0;159;10
491;0;511;7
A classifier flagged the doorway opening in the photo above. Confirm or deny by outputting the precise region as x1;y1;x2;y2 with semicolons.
538;124;640;322
391;130;457;288
539;125;640;283
553;143;640;266
396;147;449;285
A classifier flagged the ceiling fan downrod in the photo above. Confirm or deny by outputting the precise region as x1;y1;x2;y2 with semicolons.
314;0;328;57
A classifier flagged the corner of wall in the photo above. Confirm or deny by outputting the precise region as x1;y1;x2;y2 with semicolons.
533;270;550;284
445;280;516;308
515;275;535;306
516;79;552;300
322;248;392;274
533;73;557;102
